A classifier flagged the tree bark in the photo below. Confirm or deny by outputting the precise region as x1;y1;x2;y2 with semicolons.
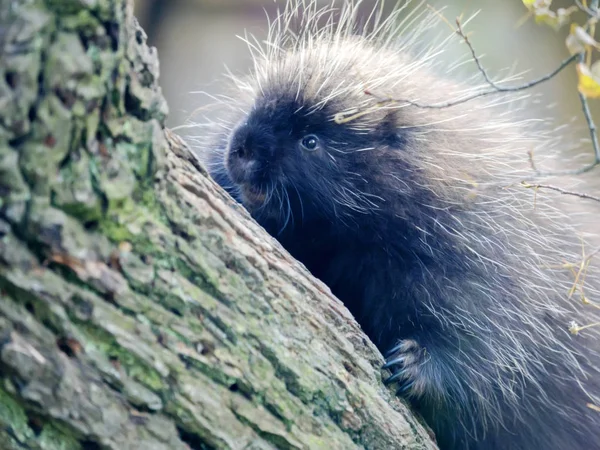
0;1;437;449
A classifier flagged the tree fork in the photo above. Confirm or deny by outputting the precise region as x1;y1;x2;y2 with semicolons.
0;1;436;449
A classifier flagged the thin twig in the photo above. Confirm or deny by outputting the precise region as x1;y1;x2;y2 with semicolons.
340;15;600;176
535;52;600;176
455;20;500;90
372;52;577;110
375;19;579;109
572;92;600;175
524;23;600;176
587;403;600;412
586;246;600;263
577;50;600;167
576;0;596;17
521;181;600;203
403;17;599;176
571;321;600;333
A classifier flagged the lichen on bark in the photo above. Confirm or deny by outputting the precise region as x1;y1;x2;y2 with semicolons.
0;1;436;449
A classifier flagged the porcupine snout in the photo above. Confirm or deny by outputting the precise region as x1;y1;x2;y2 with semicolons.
225;120;277;187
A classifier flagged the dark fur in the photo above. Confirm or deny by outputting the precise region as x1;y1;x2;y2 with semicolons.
202;16;600;450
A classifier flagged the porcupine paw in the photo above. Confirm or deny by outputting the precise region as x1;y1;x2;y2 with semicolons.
382;339;430;397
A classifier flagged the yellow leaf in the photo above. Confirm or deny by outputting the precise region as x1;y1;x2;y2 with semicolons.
577;63;600;98
533;9;560;29
522;0;552;8
523;1;576;30
529;5;575;31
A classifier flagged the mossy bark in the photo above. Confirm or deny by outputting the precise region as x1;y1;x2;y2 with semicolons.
0;1;437;449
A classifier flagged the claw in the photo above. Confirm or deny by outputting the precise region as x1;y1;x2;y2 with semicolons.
382;339;425;395
384;369;406;385
382;356;405;370
385;343;403;358
397;380;415;394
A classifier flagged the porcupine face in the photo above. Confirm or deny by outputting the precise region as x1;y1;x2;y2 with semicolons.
224;83;403;234
225;97;333;207
211;0;448;236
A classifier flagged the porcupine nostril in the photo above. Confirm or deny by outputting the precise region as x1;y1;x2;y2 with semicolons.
230;122;277;163
234;141;251;159
230;127;253;160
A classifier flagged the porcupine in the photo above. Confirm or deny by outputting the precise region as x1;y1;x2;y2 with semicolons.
198;1;600;448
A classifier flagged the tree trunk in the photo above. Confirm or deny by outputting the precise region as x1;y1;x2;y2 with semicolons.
0;1;437;449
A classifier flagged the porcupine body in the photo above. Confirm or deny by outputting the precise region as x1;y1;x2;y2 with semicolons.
199;1;600;449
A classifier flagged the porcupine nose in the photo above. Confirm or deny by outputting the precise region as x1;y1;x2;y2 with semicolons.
229;122;276;163
226;119;279;186
226;123;266;185
230;125;253;160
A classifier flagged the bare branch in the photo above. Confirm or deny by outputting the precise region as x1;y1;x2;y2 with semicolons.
368;18;578;110
369;52;577;111
375;16;600;176
336;12;600;177
521;181;600;203
530;53;600;176
587;246;600;263
576;0;597;17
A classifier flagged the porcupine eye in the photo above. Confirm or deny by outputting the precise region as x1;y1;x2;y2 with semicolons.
300;134;320;152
